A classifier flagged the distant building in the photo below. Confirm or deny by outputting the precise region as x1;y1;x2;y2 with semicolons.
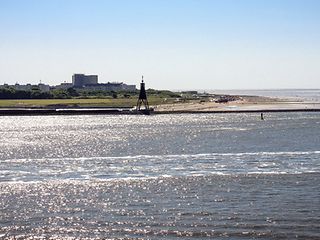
55;82;73;90
14;83;32;91
72;74;98;87
38;83;50;92
71;73;136;91
84;82;136;91
0;73;136;93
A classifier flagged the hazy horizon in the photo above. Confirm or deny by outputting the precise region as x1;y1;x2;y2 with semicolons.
1;0;320;90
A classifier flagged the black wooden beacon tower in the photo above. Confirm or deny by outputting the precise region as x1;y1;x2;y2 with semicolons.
136;76;149;111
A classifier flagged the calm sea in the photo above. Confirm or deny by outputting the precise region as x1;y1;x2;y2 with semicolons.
209;89;320;102
0;113;319;239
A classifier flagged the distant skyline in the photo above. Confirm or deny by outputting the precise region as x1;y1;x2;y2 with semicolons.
1;0;320;90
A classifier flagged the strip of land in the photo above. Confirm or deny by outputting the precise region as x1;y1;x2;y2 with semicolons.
154;95;320;113
0;95;319;115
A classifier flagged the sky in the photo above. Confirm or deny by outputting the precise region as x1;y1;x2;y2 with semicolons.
0;0;320;90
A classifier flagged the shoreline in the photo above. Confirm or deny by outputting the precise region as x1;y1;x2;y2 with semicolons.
1;106;320;116
153;95;320;114
1;95;320;116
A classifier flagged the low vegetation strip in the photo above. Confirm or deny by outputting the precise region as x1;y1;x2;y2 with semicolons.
0;97;176;108
0;88;184;108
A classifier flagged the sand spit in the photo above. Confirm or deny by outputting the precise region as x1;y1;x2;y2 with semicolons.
154;96;320;113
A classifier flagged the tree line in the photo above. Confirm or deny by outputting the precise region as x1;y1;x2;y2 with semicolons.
0;87;124;99
0;87;181;99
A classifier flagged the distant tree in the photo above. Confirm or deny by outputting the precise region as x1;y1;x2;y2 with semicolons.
111;91;118;99
67;88;79;97
0;88;32;99
51;89;70;99
15;90;31;99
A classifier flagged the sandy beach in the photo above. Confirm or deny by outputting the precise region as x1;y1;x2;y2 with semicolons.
154;95;320;113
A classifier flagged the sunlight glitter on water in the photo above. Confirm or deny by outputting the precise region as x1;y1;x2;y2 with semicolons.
0;113;319;239
1;151;319;182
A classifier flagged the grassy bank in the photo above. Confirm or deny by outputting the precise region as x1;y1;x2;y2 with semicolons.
0;97;177;108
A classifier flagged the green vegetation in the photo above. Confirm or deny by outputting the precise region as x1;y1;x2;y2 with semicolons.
0;97;179;108
0;87;182;99
0;87;52;99
0;99;133;108
0;88;184;108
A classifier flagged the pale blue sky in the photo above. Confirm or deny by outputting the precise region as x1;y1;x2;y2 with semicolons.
0;0;319;90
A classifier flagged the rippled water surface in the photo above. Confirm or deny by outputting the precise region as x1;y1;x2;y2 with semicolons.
0;113;320;239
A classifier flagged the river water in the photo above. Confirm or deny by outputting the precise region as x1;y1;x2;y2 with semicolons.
0;113;319;239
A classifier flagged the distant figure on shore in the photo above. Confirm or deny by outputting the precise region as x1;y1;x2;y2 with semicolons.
261;113;264;120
